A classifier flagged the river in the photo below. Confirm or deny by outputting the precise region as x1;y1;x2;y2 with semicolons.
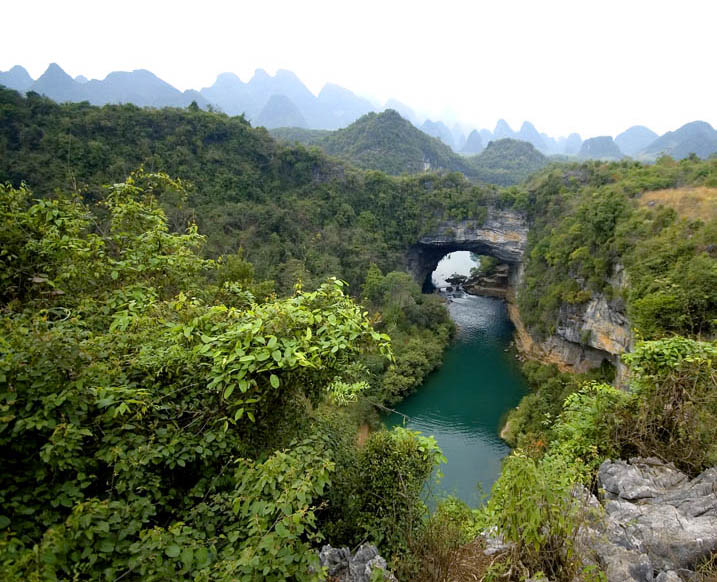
384;252;529;506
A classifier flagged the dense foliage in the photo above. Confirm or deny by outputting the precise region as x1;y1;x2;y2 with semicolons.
466;139;549;186
482;336;716;581
0;87;497;293
287;110;475;176
0;176;444;581
518;157;717;338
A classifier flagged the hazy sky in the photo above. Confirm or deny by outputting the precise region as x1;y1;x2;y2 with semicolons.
3;0;716;138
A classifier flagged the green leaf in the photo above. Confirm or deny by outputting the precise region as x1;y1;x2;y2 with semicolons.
166;544;181;558
99;539;115;553
181;547;194;567
224;385;234;399
234;408;244;420
275;522;290;538
270;374;280;388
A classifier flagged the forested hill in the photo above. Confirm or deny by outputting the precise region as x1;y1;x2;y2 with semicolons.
0;87;498;291
272;109;476;176
466;138;549;185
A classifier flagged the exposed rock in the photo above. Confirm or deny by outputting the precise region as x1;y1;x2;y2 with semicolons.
506;299;610;373
577;458;717;582
319;544;397;582
556;294;631;357
505;264;633;378
406;215;632;379
464;263;510;298
481;526;514;556
405;210;528;287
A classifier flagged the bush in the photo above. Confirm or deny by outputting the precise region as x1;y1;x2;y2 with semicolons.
480;452;592;582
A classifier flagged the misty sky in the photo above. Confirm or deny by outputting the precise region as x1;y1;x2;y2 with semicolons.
3;0;716;138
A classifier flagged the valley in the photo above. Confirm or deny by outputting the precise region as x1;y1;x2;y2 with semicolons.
0;82;715;582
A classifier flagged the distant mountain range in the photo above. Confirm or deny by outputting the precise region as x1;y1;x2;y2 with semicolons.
0;63;210;109
2;63;717;162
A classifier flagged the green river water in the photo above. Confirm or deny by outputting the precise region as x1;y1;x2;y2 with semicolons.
385;252;529;506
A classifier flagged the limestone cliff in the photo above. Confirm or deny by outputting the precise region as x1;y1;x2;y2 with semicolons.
505;265;633;381
405;213;633;381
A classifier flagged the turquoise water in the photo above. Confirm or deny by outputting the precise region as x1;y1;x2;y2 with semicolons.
385;252;528;506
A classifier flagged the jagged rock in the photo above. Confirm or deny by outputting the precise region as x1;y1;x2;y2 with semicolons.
578;458;717;582
655;571;684;582
318;544;397;582
598;458;689;502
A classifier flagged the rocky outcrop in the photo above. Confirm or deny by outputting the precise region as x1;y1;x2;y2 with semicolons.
506;297;613;373
505;265;633;378
578;458;717;582
318;544;397;582
406;213;633;378
464;264;510;298
405;210;528;287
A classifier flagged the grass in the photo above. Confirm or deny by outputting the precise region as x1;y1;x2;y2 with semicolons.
639;187;717;221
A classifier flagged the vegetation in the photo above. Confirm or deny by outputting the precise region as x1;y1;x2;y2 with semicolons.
518;157;717;338
0;175;448;580
484;158;717;581
481;336;716;582
316;110;475;176
466;139;549;186
3;87;717;582
0;87;498;293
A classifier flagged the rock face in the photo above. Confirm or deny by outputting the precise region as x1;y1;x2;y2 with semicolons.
406;214;633;376
507;264;632;377
318;544;396;582
405;210;529;287
578;458;717;582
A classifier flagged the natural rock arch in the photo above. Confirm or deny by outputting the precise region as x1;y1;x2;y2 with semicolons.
404;208;529;289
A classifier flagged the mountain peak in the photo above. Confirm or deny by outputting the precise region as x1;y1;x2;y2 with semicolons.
493;119;515;139
615;125;658;156
0;65;34;92
42;63;73;80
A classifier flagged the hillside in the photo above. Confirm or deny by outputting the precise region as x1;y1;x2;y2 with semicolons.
639;120;717;160
268;126;331;145
0;88;497;285
461;129;484;154
578;136;624;160
467;138;549;185
270;109;476;176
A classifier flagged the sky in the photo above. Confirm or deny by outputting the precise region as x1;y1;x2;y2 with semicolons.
2;0;716;138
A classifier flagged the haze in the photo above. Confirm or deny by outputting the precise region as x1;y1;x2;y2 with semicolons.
3;0;715;138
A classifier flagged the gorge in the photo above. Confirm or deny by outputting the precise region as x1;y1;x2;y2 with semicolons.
404;212;633;378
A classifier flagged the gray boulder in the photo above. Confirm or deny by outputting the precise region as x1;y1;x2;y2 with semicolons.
318;544;397;582
578;458;717;582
